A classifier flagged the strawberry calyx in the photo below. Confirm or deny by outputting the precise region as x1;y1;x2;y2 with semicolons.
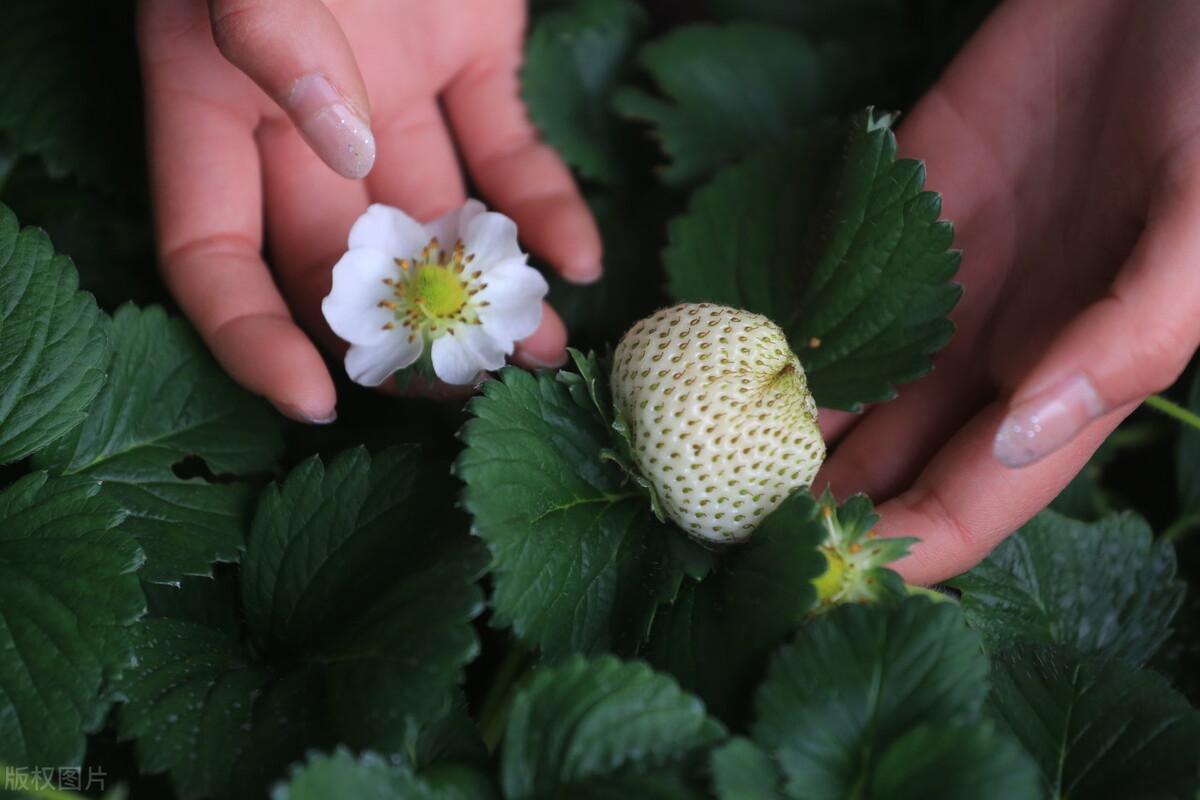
809;489;915;612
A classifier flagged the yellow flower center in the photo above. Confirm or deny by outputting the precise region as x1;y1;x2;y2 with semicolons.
377;237;487;340
412;264;467;318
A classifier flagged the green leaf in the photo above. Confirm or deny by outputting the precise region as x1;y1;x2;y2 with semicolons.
244;447;450;650
0;203;108;464
272;749;496;800
954;511;1185;665
114;447;487;798
457;367;688;658
0;1;143;187
142;571;242;639
614;24;869;185
711;738;783;800
0;156;155;310
113;618;274;799
522;0;647;183
500;655;725;799
0;473;144;767
245;446;487;744
35;305;284;584
865;723;1042;800
989;644;1200;799
752;599;988;799
1178;369;1200;516
664;111;961;411
642;491;826;724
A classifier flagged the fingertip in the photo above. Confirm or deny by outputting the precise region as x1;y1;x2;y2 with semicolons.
513;303;568;369
512;192;602;283
553;201;603;284
275;403;338;425
210;315;338;424
286;73;376;180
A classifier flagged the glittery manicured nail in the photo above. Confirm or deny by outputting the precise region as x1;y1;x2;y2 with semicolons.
993;373;1106;468
286;73;375;179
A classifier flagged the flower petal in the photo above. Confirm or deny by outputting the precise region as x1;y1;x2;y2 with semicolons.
322;249;400;346
465;210;523;267
431;334;485;385
344;335;423;387
348;204;428;258
477;258;549;304
456;324;511;368
480;301;545;344
424;199;486;248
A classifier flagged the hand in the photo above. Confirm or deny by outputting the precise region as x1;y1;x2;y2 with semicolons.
136;0;601;422
817;0;1200;584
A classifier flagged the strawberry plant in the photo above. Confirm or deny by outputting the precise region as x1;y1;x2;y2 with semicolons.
1;1;1198;799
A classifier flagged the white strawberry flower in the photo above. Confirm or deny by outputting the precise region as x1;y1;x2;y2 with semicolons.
322;200;548;386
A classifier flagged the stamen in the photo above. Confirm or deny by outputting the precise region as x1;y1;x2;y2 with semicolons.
382;322;395;330
395;258;411;271
378;300;398;310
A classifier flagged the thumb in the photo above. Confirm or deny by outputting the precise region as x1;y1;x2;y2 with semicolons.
993;159;1200;468
208;0;375;179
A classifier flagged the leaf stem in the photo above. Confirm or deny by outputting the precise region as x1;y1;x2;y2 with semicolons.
1143;394;1200;433
905;584;957;603
478;642;535;753
1162;512;1200;543
1104;421;1168;450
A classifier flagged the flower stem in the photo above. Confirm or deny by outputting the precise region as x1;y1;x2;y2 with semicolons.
478;642;535;753
1144;394;1200;433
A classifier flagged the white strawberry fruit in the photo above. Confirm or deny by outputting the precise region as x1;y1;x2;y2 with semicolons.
611;303;825;543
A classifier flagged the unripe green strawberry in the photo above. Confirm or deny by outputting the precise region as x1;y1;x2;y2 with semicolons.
611;303;825;543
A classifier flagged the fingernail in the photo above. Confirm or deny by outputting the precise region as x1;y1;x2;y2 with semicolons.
286;74;375;179
520;350;569;369
278;403;338;425
993;373;1106;468
565;263;603;285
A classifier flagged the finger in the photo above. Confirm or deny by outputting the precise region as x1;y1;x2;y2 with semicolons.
443;53;602;283
512;302;568;369
139;38;337;423
992;155;1200;468
365;100;466;222
877;400;1136;586
258;115;371;345
208;0;375;178
817;354;992;501
818;409;860;443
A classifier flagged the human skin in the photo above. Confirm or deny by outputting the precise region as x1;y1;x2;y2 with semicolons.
136;0;601;422
818;0;1200;583
139;0;1200;584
